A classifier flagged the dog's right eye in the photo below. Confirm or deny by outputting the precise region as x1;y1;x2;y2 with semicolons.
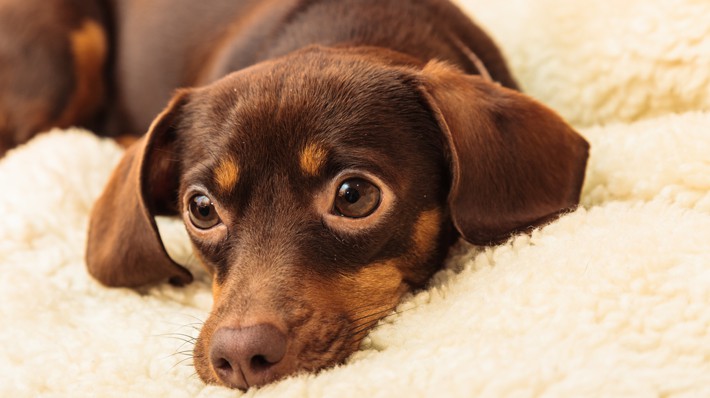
189;194;221;229
333;178;381;218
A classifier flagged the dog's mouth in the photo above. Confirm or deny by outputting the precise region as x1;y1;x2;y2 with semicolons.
192;305;392;390
188;248;417;390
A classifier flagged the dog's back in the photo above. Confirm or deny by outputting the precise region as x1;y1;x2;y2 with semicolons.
107;0;518;134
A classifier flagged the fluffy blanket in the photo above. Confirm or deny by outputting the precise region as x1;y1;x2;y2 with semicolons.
2;0;709;396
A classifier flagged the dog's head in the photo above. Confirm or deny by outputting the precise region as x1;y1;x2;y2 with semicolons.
86;46;588;390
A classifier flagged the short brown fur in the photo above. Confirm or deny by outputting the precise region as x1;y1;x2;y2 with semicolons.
55;20;107;127
1;0;589;391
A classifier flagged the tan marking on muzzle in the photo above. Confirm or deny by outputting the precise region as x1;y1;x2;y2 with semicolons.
300;142;328;176
212;277;223;305
411;208;442;259
339;261;406;315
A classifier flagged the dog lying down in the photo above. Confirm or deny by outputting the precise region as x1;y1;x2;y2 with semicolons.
0;0;589;390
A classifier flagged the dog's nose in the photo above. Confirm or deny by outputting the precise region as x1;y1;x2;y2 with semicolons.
209;324;288;389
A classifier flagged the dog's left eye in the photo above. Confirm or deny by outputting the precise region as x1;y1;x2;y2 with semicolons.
334;178;381;218
189;194;221;229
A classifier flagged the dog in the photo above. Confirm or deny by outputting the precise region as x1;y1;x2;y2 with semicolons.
0;0;589;390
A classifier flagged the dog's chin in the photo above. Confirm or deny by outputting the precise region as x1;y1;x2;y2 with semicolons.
192;311;375;390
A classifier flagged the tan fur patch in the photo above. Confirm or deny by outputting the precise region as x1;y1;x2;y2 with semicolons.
338;261;405;315
411;208;442;259
304;261;404;313
334;261;407;346
300;142;328;176
214;158;240;192
56;20;107;126
114;135;139;149
348;261;402;293
212;277;223;305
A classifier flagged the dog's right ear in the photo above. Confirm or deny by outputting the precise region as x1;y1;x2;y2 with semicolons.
416;61;589;245
86;91;193;287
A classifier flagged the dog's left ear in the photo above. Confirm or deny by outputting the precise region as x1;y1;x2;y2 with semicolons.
417;61;589;245
86;91;193;287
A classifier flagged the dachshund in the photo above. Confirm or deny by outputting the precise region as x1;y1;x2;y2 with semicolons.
0;0;589;390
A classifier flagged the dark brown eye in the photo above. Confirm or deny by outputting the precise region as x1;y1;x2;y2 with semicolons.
334;178;380;218
188;194;221;229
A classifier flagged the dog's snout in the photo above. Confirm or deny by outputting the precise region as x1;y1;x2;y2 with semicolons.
209;324;289;389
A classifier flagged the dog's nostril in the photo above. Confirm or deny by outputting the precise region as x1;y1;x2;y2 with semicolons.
250;354;272;371
214;357;233;372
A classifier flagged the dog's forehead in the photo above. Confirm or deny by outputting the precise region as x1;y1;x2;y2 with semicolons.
184;49;435;181
202;49;420;131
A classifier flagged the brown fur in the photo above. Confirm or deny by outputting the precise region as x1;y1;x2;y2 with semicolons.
1;0;589;390
55;20;107;127
0;0;107;154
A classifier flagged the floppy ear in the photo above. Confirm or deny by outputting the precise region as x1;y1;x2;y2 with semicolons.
418;62;589;245
86;91;193;287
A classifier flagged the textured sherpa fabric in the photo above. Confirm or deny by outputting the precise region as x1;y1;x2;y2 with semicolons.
454;0;710;127
2;0;710;397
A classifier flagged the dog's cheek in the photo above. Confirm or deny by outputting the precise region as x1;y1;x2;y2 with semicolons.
192;273;239;384
186;240;218;278
329;262;408;334
299;208;446;348
212;277;223;305
288;263;406;368
344;261;407;311
397;207;447;286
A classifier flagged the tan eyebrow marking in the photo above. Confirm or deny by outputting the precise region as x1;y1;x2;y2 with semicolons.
214;158;240;192
300;142;328;176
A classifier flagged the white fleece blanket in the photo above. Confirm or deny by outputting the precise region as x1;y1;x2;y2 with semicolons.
1;0;709;396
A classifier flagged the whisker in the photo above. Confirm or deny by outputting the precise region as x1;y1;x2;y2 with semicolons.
181;313;206;323
346;305;419;344
170;355;195;370
348;326;373;343
348;307;396;325
163;349;195;360
347;321;379;339
346;302;399;318
160;335;197;346
156;332;198;342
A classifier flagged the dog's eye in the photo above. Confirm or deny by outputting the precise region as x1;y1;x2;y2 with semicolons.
334;178;380;218
189;194;221;229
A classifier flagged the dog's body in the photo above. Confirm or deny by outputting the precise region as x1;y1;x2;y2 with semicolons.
108;0;518;135
0;0;517;146
0;0;589;390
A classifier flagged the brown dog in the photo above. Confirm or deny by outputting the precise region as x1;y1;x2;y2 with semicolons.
1;0;589;390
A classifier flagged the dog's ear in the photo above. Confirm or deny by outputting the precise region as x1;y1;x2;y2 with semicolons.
86;91;193;287
418;61;589;245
